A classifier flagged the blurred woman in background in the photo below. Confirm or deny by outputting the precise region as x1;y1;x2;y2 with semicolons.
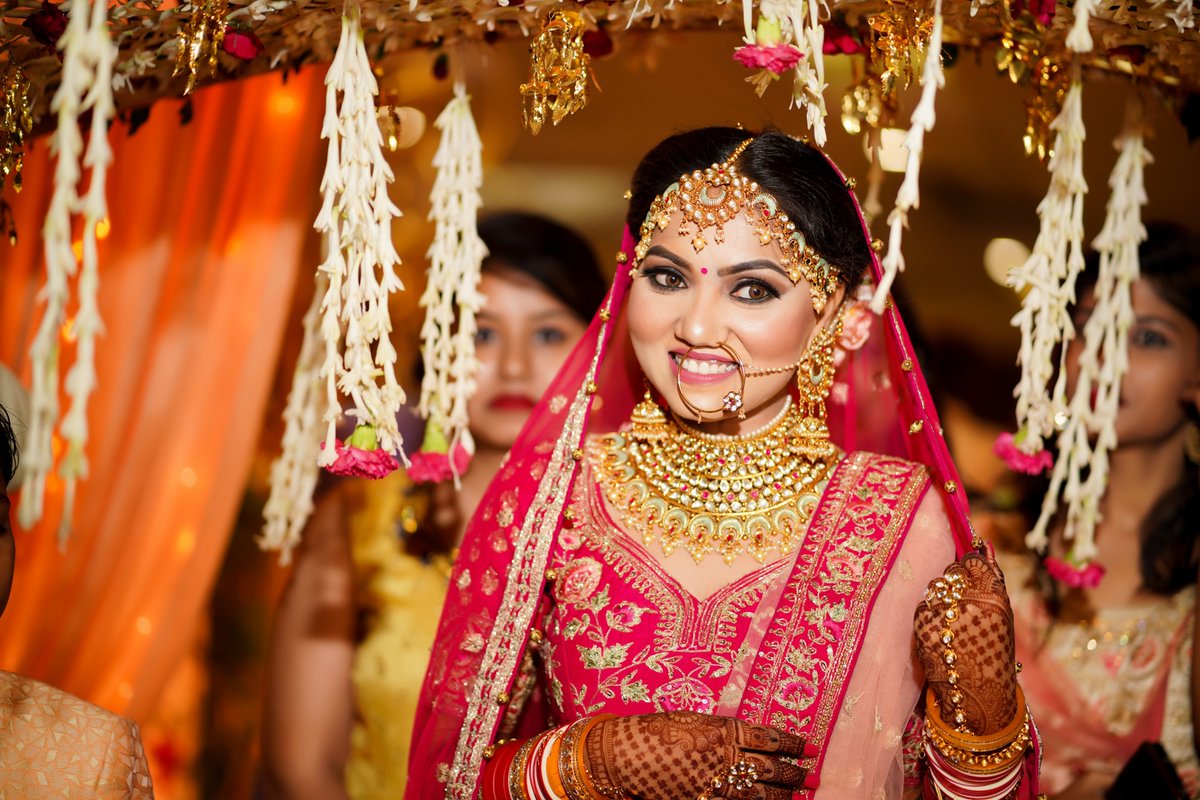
997;222;1200;799
262;212;607;800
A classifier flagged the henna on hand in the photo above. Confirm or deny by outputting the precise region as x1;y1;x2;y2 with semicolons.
582;711;809;800
914;551;1019;735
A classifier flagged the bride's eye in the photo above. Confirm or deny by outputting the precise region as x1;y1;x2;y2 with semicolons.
732;279;780;303
643;266;687;292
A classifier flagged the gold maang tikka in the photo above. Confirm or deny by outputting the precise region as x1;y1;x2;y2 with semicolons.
633;138;841;314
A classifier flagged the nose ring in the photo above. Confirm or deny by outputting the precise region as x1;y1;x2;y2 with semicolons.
674;341;747;421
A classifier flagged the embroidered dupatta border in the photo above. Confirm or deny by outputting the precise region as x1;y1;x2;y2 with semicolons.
443;266;629;799
737;451;929;786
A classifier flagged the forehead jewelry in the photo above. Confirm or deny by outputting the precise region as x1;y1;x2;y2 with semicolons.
633;137;841;314
675;342;747;421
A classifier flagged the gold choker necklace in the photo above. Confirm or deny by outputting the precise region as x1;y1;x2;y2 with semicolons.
590;399;840;565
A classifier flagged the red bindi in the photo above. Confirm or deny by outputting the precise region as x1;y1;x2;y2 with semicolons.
700;267;708;275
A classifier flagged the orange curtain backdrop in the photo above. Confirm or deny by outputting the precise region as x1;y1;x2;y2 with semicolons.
0;66;325;722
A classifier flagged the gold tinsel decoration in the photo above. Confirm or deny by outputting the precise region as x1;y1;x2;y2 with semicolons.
173;0;227;95
867;0;934;99
995;1;1069;160
1;65;33;245
520;9;590;135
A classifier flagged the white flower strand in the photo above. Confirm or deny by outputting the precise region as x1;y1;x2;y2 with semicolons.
57;0;116;543
786;0;828;146
20;0;114;534
261;274;329;562
419;82;486;467
1028;96;1150;557
313;3;405;467
1066;0;1096;54
1008;74;1087;470
869;0;943;313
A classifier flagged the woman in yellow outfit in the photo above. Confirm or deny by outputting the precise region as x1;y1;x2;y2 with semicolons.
262;212;606;800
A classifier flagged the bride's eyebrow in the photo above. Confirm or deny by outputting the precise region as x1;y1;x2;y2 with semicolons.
643;245;693;273
718;260;790;281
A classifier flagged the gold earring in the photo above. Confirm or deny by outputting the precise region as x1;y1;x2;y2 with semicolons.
630;385;669;442
794;314;843;461
1186;422;1200;465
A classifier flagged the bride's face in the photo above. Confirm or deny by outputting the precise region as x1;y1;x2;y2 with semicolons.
627;212;836;435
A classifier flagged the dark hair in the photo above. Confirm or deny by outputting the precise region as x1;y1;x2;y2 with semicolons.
477;212;607;323
0;404;16;485
626;127;873;290
1058;222;1200;598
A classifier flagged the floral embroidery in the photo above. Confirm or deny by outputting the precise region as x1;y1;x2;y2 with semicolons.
557;559;603;605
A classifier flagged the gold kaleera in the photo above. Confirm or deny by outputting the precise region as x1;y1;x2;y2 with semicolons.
173;0;227;95
1;65;33;245
520;9;590;135
994;2;1070;161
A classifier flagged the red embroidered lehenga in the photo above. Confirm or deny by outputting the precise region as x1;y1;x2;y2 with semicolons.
406;166;1041;799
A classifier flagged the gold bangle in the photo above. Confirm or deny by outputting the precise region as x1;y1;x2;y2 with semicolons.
510;736;540;800
559;715;620;800
926;720;1031;774
926;685;1028;753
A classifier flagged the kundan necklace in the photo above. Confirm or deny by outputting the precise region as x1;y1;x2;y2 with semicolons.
590;396;840;565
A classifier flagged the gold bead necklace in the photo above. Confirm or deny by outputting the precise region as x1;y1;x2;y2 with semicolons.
591;399;839;565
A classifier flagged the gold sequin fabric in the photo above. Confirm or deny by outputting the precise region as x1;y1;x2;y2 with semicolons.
0;670;154;798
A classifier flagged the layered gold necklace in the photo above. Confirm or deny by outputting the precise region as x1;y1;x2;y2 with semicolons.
590;397;840;565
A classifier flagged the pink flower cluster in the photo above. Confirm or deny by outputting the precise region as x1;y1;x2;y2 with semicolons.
733;43;804;75
408;441;473;484
993;431;1053;476
321;440;400;479
1044;555;1105;589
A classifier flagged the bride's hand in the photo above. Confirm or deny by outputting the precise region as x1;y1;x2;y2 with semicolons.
914;550;1020;735
584;711;812;800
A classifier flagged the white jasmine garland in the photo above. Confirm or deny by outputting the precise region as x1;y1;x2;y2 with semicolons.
787;0;828;146
261;274;328;562
869;0;943;313
1028;95;1150;557
312;3;405;467
419;82;486;472
1009;73;1087;486
20;0;115;536
1066;0;1096;54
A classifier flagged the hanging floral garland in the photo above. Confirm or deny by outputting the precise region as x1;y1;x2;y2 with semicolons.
869;0;944;313
411;81;486;485
313;2;406;478
20;0;115;539
260;274;328;562
1024;94;1150;585
1002;71;1086;472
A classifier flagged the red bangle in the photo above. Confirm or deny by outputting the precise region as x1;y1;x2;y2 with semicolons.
483;741;523;800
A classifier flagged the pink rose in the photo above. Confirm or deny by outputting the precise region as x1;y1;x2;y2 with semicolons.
733;43;804;75
222;27;264;60
409;419;473;484
779;679;816;711
1044;555;1105;589
24;1;67;49
1013;0;1056;25
557;558;602;605
321;441;400;479
822;24;864;55
994;431;1054;476
408;443;472;483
